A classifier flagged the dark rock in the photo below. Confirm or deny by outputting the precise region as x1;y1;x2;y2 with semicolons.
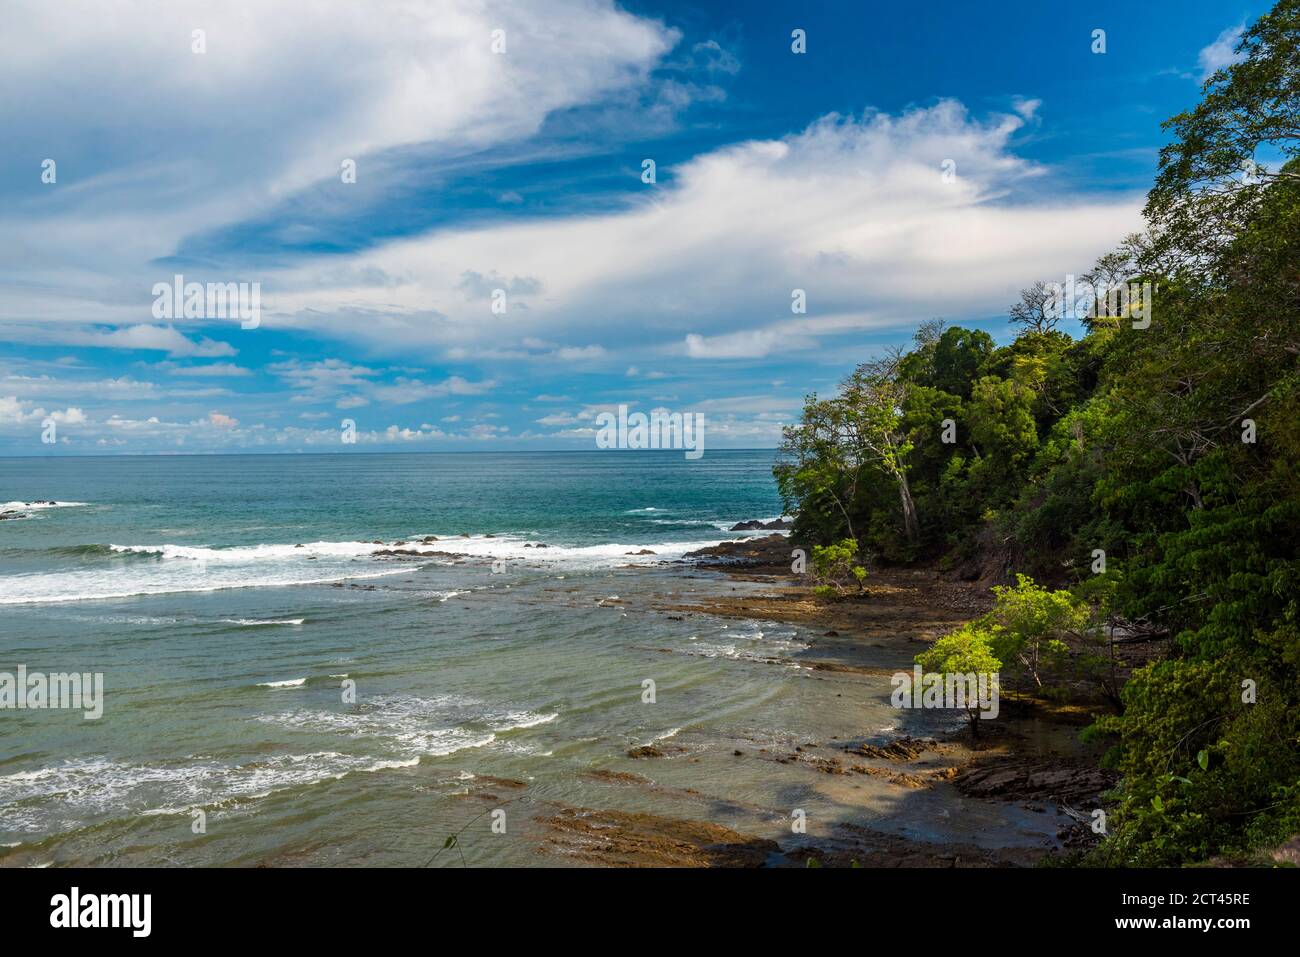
728;518;792;531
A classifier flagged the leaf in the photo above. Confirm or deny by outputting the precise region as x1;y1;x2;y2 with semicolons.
1197;749;1209;771
443;835;458;849
1151;795;1164;812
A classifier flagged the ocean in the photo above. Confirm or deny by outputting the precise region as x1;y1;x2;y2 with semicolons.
0;450;1053;866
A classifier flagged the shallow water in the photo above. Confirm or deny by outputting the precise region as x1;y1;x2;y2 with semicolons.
0;451;1062;865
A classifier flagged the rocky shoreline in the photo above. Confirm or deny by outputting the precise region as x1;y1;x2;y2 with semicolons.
333;525;1117;866
606;531;1116;866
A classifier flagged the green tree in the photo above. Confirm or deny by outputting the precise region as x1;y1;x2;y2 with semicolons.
916;624;1002;737
810;538;868;599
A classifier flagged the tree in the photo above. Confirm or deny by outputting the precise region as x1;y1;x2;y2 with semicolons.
839;351;921;546
1146;0;1300;274
776;349;922;550
810;538;868;599
915;624;1002;737
1009;281;1062;335
982;574;1090;693
1080;238;1143;331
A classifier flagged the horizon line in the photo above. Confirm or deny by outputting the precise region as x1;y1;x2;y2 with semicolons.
0;446;781;461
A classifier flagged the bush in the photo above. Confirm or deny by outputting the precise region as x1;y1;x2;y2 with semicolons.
810;538;867;599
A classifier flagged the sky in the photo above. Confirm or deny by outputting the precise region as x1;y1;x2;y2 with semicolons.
0;0;1269;455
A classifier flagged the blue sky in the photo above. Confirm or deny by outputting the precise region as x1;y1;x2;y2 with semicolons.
0;0;1267;454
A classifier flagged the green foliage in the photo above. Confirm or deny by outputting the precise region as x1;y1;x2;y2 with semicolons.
810;538;867;598
915;623;1001;735
915;624;1003;738
982;575;1089;692
777;0;1300;865
915;622;1002;676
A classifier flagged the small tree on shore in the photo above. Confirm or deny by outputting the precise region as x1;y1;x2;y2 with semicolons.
915;625;1002;738
810;538;868;599
984;574;1090;693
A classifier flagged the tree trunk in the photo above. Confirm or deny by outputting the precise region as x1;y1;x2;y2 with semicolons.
895;471;920;545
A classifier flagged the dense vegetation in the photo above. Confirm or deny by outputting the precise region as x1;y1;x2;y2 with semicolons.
775;0;1299;866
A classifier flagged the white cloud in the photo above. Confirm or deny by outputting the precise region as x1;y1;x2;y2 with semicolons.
0;395;86;430
685;330;782;359
163;362;252;377
0;0;678;334
0;373;160;400
1198;24;1245;81
269;358;377;394
535;412;580;426
554;345;607;361
263;99;1142;362
0;324;236;357
369;375;496;404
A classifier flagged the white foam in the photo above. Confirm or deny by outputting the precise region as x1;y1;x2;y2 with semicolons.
0;527;739;606
260;693;559;764
490;711;559;732
0;501;88;511
109;540;389;562
224;618;305;626
0;566;403;605
259;693;503;758
258;678;307;688
0;751;419;833
407;534;727;569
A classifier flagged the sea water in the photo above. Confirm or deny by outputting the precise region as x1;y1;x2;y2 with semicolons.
0;450;1056;866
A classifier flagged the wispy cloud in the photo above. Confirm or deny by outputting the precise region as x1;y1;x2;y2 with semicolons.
1198;23;1246;81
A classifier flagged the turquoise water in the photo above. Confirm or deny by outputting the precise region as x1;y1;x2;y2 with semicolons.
0;451;1057;866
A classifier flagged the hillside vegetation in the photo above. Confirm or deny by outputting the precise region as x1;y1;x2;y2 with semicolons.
775;0;1300;866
